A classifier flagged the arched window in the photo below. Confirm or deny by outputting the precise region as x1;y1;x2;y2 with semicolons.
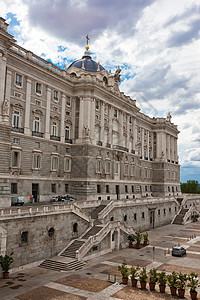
48;227;55;238
103;76;108;85
73;223;78;233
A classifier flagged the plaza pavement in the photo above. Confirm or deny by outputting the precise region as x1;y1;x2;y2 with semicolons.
1;221;200;300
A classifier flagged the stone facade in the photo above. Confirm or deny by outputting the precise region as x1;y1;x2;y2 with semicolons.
0;18;181;206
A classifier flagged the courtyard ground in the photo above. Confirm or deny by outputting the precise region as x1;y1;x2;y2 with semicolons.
1;221;200;300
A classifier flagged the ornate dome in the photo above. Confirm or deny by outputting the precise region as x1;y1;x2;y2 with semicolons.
68;44;105;72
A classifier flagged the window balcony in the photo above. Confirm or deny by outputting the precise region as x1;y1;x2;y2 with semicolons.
11;127;24;133
96;141;102;146
32;131;44;138
65;138;72;144
113;145;129;152
106;143;111;148
131;150;135;154
50;135;60;141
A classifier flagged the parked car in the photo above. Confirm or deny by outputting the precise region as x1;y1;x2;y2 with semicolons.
51;195;63;202
11;196;24;206
172;246;186;257
61;195;77;202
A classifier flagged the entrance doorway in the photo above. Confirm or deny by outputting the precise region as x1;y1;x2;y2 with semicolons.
115;185;120;200
150;210;155;229
32;183;39;202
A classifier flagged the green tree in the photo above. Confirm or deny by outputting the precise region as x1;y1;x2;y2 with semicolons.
181;180;199;194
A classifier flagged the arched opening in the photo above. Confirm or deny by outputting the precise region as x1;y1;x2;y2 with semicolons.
103;76;108;85
73;223;78;233
48;227;55;238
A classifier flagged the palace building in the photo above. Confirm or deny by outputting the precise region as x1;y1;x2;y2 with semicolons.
1;17;200;271
0;17;181;208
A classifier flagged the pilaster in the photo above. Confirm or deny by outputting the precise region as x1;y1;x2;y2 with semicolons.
24;78;32;135
0;54;7;122
2;69;12;124
44;87;51;139
60;93;66;142
100;101;104;144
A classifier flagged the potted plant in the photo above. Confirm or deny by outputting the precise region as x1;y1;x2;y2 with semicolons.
127;234;135;248
167;271;178;296
0;252;14;279
143;232;149;246
187;272;199;300
135;231;142;249
149;268;158;291
118;263;129;285
130;266;140;287
158;271;167;293
177;272;188;298
139;267;148;289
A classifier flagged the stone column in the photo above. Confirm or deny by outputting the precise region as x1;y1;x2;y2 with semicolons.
78;97;84;140
0;54;7;122
141;128;144;159
119;111;123;146
147;131;150;160
100;102;105;144
24;78;32;135
90;98;95;143
71;97;76;141
150;132;154;160
126;116;130;150
167;134;170;161
108;106;113;145
44;87;51;139
156;132;161;159
133;118;137;152
171;136;175;162
174;137;178;162
60;93;66;143
3;69;12;123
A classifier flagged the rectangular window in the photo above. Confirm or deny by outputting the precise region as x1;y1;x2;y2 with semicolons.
66;96;71;106
15;74;22;86
95;100;99;110
106;185;109;193
134;213;137;221
52;157;58;171
142;212;145;219
53;90;58;101
35;100;41;106
65;184;69;193
131;185;134;193
36;82;42;94
13;138;19;144
65;158;71;172
125;185;128;193
13;110;20;128
34;116;40;132
14;91;21;98
97;184;101;193
51;183;56;193
124;164;128;175
106;161;111;174
114;109;118;118
97;160;101;173
52;122;57;136
65;125;70;140
158;209;160;216
115;162;119;174
21;231;28;243
13;151;19;167
34;155;40;169
11;183;17;194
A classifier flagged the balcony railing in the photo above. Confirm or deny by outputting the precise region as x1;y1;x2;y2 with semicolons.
131;150;135;154
113;145;129;152
50;135;60;141
96;141;102;146
11;127;24;133
65;138;72;144
106;143;111;148
32;131;44;138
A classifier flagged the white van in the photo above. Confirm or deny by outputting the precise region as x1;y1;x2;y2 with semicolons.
11;196;24;206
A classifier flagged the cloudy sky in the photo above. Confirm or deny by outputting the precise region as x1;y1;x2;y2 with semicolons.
1;0;200;182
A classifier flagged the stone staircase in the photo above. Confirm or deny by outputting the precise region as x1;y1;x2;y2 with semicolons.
39;204;107;272
173;208;189;224
40;256;85;272
61;240;85;258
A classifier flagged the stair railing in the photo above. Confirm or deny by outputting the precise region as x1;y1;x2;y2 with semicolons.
76;221;134;261
183;206;198;224
171;205;182;224
69;203;91;223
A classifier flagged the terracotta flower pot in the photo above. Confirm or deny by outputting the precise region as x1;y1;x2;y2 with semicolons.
131;279;137;287
144;241;148;246
140;281;146;289
170;287;177;296
3;272;9;279
159;285;166;293
149;282;156;291
178;289;185;298
122;277;128;285
136;243;140;249
190;291;198;300
129;243;133;248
